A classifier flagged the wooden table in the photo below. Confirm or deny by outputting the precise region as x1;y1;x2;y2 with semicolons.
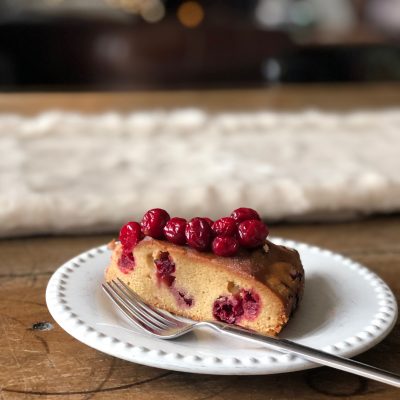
1;87;400;399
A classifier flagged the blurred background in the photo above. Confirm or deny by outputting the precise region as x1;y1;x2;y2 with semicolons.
1;0;400;237
0;0;399;91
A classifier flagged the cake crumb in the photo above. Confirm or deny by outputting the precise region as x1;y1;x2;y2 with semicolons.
107;239;117;250
263;243;270;253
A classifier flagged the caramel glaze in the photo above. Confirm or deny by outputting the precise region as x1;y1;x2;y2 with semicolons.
135;237;304;318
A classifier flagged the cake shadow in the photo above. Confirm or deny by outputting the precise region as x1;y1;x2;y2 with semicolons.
281;273;338;340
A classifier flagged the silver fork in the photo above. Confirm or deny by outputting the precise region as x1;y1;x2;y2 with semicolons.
102;279;400;388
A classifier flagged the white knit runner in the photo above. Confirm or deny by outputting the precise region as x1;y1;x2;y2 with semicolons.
1;109;400;236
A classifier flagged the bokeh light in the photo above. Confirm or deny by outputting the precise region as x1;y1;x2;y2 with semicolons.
177;1;204;28
141;0;165;23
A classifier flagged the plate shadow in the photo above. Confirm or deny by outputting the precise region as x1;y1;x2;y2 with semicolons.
282;273;338;340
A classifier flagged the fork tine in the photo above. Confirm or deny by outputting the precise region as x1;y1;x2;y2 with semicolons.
102;283;158;334
105;282;168;332
110;280;174;330
116;278;183;327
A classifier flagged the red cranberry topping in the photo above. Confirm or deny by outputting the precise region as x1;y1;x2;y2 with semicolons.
201;217;214;228
185;217;213;251
141;208;170;239
118;251;135;274
212;236;239;257
119;221;143;250
231;207;261;224
212;217;237;237
241;290;260;319
238;219;269;248
163;217;187;245
213;296;244;324
154;251;175;286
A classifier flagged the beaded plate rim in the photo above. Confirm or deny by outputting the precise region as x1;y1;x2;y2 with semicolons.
46;238;398;375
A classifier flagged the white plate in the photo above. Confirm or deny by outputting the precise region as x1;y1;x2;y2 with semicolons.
46;238;398;375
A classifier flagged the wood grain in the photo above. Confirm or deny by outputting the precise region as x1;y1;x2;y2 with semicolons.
0;216;399;399
0;84;400;115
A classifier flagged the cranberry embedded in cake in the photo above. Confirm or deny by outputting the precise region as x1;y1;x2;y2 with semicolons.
241;289;260;320
154;251;176;286
212;288;260;324
213;295;244;324
117;251;135;274
175;289;194;307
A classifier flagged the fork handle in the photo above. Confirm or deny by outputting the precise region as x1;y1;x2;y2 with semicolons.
204;322;400;388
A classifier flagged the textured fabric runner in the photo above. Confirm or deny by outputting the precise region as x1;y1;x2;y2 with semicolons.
1;109;399;236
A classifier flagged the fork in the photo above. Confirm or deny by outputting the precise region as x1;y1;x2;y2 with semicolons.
102;279;400;388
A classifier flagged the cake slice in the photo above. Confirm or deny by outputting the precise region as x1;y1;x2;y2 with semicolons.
105;208;304;336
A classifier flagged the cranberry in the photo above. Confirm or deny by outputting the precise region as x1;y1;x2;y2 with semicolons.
163;217;187;245
290;271;303;281
231;207;261;224
212;217;237;237
241;290;260;319
141;208;170;239
185;217;213;251
177;291;194;307
119;221;143;250
237;219;269;248
118;251;135;274
213;295;243;324
212;236;239;257
201;217;214;228
154;251;175;286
